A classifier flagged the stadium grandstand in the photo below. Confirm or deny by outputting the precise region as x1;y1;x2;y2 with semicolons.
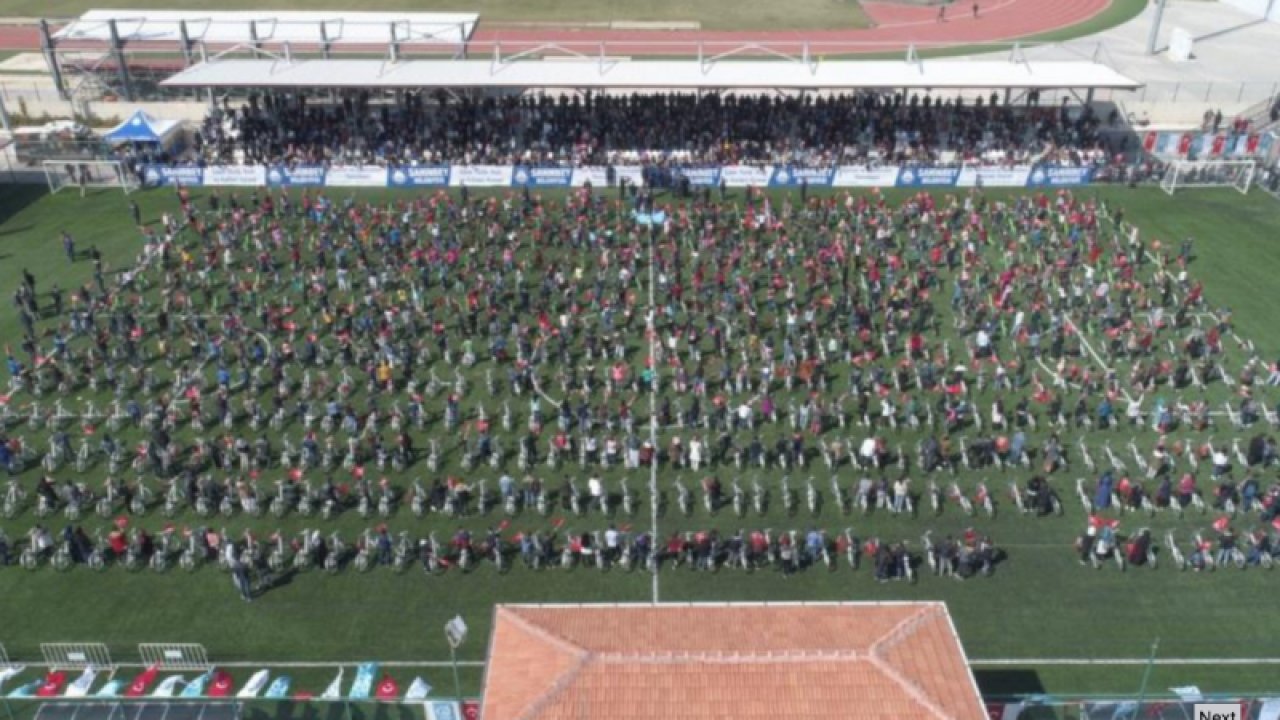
3;0;1280;717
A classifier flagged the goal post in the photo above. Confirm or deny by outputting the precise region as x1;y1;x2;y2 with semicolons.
1160;159;1255;195
43;160;138;196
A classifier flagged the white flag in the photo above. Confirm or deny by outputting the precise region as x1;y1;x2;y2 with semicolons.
404;678;432;701
64;667;99;698
320;669;344;700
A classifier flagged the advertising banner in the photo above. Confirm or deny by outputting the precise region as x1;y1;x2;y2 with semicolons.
204;165;266;186
266;166;326;187
569;166;609;187
768;165;835;188
955;165;1032;188
1025;166;1094;187
142;165;204;187
720;165;772;187
386;165;451;188
896;166;961;187
832;166;901;187
326;166;387;187
511;166;573;187
450;165;512;187
676;167;722;186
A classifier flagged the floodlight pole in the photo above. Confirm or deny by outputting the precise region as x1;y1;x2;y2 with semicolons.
108;19;134;102
39;20;66;101
1146;0;1168;55
0;94;11;135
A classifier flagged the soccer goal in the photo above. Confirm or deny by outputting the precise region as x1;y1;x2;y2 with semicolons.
43;160;138;196
1160;159;1255;195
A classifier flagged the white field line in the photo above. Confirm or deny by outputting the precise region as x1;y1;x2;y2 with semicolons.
971;658;1280;666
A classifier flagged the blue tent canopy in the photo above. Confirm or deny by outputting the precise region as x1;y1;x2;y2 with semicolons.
105;110;180;143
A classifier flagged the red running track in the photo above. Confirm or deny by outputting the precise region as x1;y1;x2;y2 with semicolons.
0;0;1110;56
466;0;1114;55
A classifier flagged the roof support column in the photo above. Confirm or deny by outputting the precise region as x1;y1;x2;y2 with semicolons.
320;22;331;60
390;22;400;62
38;19;66;101
249;20;261;58
178;20;193;66
108;19;135;102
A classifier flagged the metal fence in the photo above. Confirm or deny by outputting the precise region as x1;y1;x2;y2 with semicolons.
983;697;1279;720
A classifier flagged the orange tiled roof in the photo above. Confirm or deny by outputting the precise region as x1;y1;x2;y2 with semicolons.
480;602;986;720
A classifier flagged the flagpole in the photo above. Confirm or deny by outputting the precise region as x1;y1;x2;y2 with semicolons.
1136;637;1160;715
449;645;462;701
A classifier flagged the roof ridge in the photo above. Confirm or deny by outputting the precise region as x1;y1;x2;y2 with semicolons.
592;649;867;664
870;604;940;655
499;609;593;720
504;607;591;656
867;654;955;720
868;605;955;720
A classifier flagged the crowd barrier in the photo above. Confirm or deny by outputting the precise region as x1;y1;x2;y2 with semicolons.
139;163;1101;189
987;696;1280;720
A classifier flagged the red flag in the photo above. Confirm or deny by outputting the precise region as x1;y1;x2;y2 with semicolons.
1178;134;1193;155
1211;135;1227;156
207;670;234;697
1143;132;1157;153
36;672;67;697
1247;134;1261;154
124;666;159;697
375;675;399;700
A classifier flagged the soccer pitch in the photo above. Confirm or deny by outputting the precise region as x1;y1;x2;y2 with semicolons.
0;184;1278;702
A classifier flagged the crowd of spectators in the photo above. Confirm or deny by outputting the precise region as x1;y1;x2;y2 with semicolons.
176;89;1117;169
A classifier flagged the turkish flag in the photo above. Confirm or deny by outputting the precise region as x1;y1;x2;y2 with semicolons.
124;666;159;697
207;670;234;697
1143;132;1157;153
1178;134;1193;155
36;672;67;697
374;675;399;700
1247;134;1261;154
1211;135;1226;156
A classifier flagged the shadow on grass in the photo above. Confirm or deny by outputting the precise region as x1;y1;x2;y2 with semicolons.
973;668;1047;698
0;184;46;232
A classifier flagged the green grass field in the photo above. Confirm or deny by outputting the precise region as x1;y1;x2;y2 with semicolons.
0;184;1278;706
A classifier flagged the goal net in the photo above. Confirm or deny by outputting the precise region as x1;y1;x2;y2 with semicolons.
1160;159;1255;195
44;160;138;195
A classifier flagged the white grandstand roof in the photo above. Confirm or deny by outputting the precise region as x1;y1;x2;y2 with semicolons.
160;58;1141;90
54;10;478;46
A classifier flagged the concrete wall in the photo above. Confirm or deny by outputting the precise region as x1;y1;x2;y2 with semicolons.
1220;0;1280;22
4;96;209;128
